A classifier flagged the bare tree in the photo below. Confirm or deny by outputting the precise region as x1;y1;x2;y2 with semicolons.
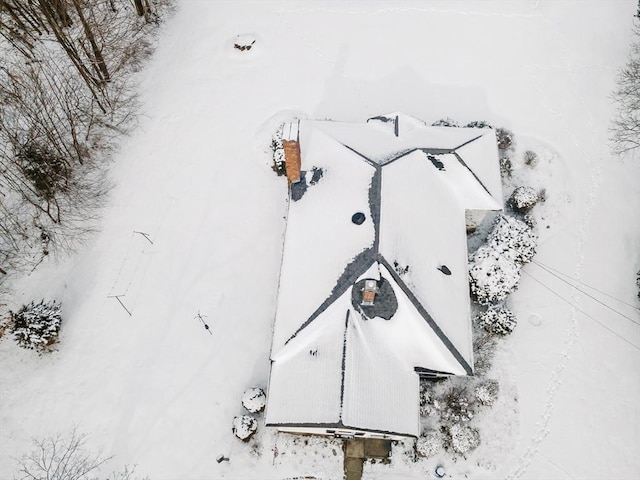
611;22;640;155
15;428;149;480
0;0;174;276
133;0;152;21
0;49;113;274
15;428;110;480
0;1;171;109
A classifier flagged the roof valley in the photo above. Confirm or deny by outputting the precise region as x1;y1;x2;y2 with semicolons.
338;310;350;421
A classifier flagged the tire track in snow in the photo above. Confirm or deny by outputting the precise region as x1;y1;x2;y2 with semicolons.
273;8;337;69
506;14;607;479
279;5;544;20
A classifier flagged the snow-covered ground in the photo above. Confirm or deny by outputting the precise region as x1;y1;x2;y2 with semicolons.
1;1;639;479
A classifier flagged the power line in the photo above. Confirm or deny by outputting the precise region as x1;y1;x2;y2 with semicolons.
486;244;640;326
533;259;640;310
521;269;640;352
530;261;640;326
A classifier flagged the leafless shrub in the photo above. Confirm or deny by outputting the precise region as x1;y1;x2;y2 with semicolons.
0;314;10;339
523;150;538;167
419;381;439;416
538;188;547;203
15;428;109;480
473;330;497;376
440;385;475;424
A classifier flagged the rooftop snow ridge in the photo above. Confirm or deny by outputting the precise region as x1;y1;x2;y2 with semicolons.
367;112;427;138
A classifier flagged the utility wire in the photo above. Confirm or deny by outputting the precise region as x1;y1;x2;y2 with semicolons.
487;244;640;326
533;259;640;310
521;269;640;352
530;261;640;326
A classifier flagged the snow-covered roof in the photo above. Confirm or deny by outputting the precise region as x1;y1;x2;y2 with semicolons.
266;114;502;436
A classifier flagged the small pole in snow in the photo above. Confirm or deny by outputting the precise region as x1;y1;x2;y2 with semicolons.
133;231;153;244
195;311;212;335
108;295;132;316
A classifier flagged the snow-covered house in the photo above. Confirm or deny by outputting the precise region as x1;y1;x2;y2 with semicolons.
265;113;503;440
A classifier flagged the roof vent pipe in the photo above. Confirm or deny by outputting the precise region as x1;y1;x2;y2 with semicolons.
437;265;451;275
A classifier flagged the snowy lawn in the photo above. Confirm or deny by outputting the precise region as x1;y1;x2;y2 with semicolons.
1;1;639;479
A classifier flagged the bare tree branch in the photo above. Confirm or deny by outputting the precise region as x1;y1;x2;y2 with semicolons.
611;21;640;156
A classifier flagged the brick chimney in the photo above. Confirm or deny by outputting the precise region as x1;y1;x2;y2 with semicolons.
361;279;378;306
283;121;301;184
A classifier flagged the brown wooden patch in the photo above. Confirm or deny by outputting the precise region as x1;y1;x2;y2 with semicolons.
283;140;301;183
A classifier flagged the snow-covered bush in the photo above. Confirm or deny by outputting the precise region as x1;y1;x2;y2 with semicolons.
271;124;285;176
232;415;257;441
466;120;493;129
469;246;520;305
432;118;459;127
508;186;540;213
469;213;536;305
17;142;71;201
496;127;515;151
523;213;537;229
475;380;500;406
445;424;480;455
523;150;538;167
487;214;537;266
10;300;62;352
416;430;443;458
419;382;440;417
499;153;513;179
242;387;266;413
476;306;517;336
441;387;474;424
